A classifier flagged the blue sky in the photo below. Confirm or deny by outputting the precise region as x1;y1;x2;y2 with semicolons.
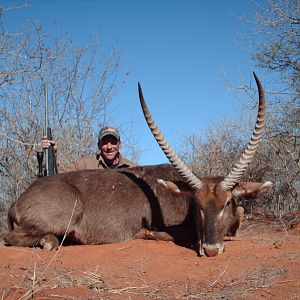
4;0;260;165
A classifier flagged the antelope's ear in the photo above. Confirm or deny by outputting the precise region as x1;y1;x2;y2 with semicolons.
232;181;273;198
156;179;194;197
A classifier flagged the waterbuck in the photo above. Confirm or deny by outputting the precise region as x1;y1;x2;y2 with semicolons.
4;73;273;256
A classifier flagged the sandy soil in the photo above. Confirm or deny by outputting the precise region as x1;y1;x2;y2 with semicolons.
0;216;299;300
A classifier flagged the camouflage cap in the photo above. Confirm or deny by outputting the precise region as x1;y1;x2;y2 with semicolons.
98;126;120;141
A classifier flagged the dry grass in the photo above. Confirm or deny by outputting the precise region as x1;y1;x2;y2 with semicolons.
2;263;290;300
0;213;299;300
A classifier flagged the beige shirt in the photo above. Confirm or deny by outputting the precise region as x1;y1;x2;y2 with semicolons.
58;153;137;174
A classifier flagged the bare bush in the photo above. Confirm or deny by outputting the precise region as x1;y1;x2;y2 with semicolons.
0;5;136;217
237;0;300;213
180;0;299;214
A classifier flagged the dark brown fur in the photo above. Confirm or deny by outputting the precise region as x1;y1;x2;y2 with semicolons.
4;164;260;256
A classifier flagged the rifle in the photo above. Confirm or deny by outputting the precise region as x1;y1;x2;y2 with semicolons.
37;83;57;177
37;151;44;177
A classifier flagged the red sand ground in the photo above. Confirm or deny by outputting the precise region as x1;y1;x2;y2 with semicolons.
0;216;299;300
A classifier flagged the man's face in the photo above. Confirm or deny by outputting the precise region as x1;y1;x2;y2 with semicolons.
99;135;121;164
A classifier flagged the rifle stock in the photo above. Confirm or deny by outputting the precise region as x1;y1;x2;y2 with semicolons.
37;151;44;178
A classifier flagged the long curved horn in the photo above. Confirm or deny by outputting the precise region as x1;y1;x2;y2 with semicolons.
138;83;203;189
221;72;266;190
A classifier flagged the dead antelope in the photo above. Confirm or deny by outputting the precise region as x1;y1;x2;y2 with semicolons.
4;72;272;256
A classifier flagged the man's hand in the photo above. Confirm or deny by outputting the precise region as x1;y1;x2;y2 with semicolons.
42;136;58;158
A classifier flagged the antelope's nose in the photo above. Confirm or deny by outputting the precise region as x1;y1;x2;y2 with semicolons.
204;247;219;257
203;243;222;257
